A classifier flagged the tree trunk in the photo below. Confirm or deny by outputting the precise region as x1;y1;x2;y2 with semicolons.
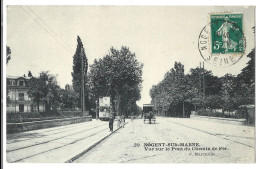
182;101;185;117
115;91;121;116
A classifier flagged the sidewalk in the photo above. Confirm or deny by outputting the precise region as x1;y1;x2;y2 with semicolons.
163;117;255;148
7;119;128;163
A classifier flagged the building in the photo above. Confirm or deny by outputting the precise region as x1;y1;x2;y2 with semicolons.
6;76;45;113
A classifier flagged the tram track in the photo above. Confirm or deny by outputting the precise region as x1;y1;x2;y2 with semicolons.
7;121;99;143
8;126;109;163
7;123;107;152
6;121;106;145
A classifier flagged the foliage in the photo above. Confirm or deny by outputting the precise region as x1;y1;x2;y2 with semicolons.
6;45;12;104
150;62;198;117
71;36;88;107
204;95;223;110
27;71;61;111
189;68;222;96
7;112;41;123
89;46;143;115
59;88;78;110
150;49;255;117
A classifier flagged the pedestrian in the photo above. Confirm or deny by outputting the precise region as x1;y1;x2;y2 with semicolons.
121;115;125;128
109;113;115;132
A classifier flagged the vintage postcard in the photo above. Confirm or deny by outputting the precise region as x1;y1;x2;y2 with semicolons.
4;5;256;165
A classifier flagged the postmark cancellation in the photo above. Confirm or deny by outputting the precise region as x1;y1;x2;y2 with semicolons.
198;13;246;67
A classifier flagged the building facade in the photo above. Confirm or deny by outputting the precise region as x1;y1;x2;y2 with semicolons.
6;76;45;113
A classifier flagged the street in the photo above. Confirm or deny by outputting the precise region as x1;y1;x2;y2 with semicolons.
5;5;256;166
6;117;255;163
6;119;125;163
74;117;255;163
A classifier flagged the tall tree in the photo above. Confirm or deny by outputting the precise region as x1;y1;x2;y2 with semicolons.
189;68;222;96
71;36;88;108
89;46;143;115
237;48;255;87
28;71;61;112
150;62;197;117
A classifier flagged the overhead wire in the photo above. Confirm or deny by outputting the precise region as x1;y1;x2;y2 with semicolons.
19;6;73;54
25;6;74;52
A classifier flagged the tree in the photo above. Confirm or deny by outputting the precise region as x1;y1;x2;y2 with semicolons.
236;48;255;105
204;95;223;110
189;68;222;96
89;46;143;115
150;47;255;118
232;27;255;107
59;88;78;110
28;71;61;112
150;62;223;117
71;36;88;108
150;62;197;117
6;46;11;64
6;46;12;104
238;49;255;85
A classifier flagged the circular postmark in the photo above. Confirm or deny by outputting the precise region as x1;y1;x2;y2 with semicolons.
198;18;246;67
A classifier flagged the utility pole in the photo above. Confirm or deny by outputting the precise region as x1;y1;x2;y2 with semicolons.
199;62;201;98
202;62;205;99
81;48;85;116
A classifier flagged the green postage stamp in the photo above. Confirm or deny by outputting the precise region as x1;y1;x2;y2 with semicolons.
198;13;246;67
211;14;244;54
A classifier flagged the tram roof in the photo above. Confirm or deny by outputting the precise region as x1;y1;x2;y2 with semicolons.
143;104;154;107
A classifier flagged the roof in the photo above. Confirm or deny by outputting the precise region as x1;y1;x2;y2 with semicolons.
143;104;154;107
6;75;30;80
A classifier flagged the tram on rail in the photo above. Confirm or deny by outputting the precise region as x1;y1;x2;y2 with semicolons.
99;97;111;121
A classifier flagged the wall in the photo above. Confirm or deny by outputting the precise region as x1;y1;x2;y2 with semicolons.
7;116;92;133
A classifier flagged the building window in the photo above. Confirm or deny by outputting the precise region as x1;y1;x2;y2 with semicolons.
7;80;12;86
19;104;24;112
19;93;24;101
7;80;15;86
19;81;25;86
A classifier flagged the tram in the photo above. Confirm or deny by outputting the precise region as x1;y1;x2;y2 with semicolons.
99;97;111;121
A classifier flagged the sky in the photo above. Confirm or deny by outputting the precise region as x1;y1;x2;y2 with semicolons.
6;6;255;107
